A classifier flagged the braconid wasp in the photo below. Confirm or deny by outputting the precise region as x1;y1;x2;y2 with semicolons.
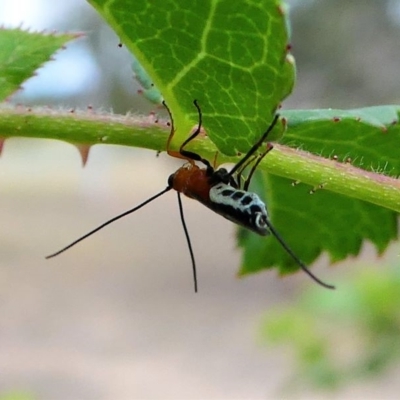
47;100;335;292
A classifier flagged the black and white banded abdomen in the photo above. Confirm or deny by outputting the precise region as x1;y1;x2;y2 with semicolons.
208;183;270;236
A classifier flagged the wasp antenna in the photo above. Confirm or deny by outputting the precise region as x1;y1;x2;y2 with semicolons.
176;192;198;293
178;99;203;151
46;186;172;259
264;219;335;290
178;100;212;169
229;113;280;178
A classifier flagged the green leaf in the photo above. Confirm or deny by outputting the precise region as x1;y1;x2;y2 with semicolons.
239;175;397;276
282;106;400;175
239;106;400;275
0;27;79;102
88;0;295;155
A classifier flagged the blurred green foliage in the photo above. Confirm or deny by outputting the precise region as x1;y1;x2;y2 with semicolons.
261;263;400;391
0;392;34;400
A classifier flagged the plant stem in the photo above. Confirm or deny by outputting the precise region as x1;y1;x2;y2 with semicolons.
0;105;399;212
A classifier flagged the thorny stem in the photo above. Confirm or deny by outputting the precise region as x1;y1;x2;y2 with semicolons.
0;105;399;213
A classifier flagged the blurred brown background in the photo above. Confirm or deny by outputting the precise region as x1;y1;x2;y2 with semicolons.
0;0;400;398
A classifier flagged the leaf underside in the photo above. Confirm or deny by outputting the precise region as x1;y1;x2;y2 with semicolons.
88;0;295;155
